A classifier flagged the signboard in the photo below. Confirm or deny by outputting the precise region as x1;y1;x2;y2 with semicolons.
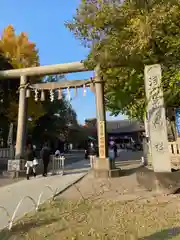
175;108;180;136
98;121;106;158
144;64;171;172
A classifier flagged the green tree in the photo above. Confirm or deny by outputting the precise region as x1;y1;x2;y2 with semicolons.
66;0;180;120
31;75;79;145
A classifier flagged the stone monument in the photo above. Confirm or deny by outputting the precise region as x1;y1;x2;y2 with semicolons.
144;64;171;172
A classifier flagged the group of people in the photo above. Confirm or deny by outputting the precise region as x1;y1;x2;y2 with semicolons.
24;142;51;180
85;140;118;166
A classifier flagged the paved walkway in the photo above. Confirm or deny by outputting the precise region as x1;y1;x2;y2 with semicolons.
0;159;90;230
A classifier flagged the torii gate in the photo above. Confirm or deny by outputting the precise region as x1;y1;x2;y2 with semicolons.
0;61;121;177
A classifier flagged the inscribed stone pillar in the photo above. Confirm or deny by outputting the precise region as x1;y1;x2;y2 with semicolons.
144;64;171;172
94;65;108;159
15;75;28;159
93;66;120;177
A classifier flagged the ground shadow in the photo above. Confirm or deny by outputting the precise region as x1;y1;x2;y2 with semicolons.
116;150;143;161
119;166;144;177
64;169;89;175
65;161;90;171
139;227;180;240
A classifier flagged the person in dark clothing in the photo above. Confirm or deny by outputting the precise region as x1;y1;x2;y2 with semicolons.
24;143;37;180
113;143;118;159
84;141;89;159
88;141;96;168
41;143;51;177
84;149;89;159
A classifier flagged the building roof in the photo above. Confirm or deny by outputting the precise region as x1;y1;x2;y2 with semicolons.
106;120;144;133
84;118;145;133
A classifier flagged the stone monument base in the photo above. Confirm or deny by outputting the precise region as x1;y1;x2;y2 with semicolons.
92;157;121;178
136;166;180;194
3;170;26;178
3;159;26;178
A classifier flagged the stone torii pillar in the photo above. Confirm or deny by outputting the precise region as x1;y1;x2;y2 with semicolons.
15;75;28;159
7;75;28;176
93;65;121;177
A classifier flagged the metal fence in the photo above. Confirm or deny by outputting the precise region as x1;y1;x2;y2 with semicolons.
32;155;65;175
0;185;59;230
51;155;65;175
0;148;14;158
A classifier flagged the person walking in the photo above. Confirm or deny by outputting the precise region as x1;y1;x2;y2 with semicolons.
88;141;96;168
41;143;51;177
24;143;37;180
113;143;118;159
84;140;89;159
55;149;60;157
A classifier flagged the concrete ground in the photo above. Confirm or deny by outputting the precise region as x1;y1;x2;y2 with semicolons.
0;159;90;230
0;175;21;187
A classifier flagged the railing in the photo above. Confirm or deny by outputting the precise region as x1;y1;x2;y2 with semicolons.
168;142;180;155
0;177;110;232
26;155;65;175
0;185;59;230
51;155;65;175
0;148;14;158
18;155;65;175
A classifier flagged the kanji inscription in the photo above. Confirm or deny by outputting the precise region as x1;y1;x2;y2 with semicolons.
152;108;163;130
154;142;164;152
98;121;106;158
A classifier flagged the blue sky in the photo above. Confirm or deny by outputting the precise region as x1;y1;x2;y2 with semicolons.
0;0;127;123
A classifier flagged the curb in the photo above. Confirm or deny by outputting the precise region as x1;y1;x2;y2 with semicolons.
53;172;88;198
